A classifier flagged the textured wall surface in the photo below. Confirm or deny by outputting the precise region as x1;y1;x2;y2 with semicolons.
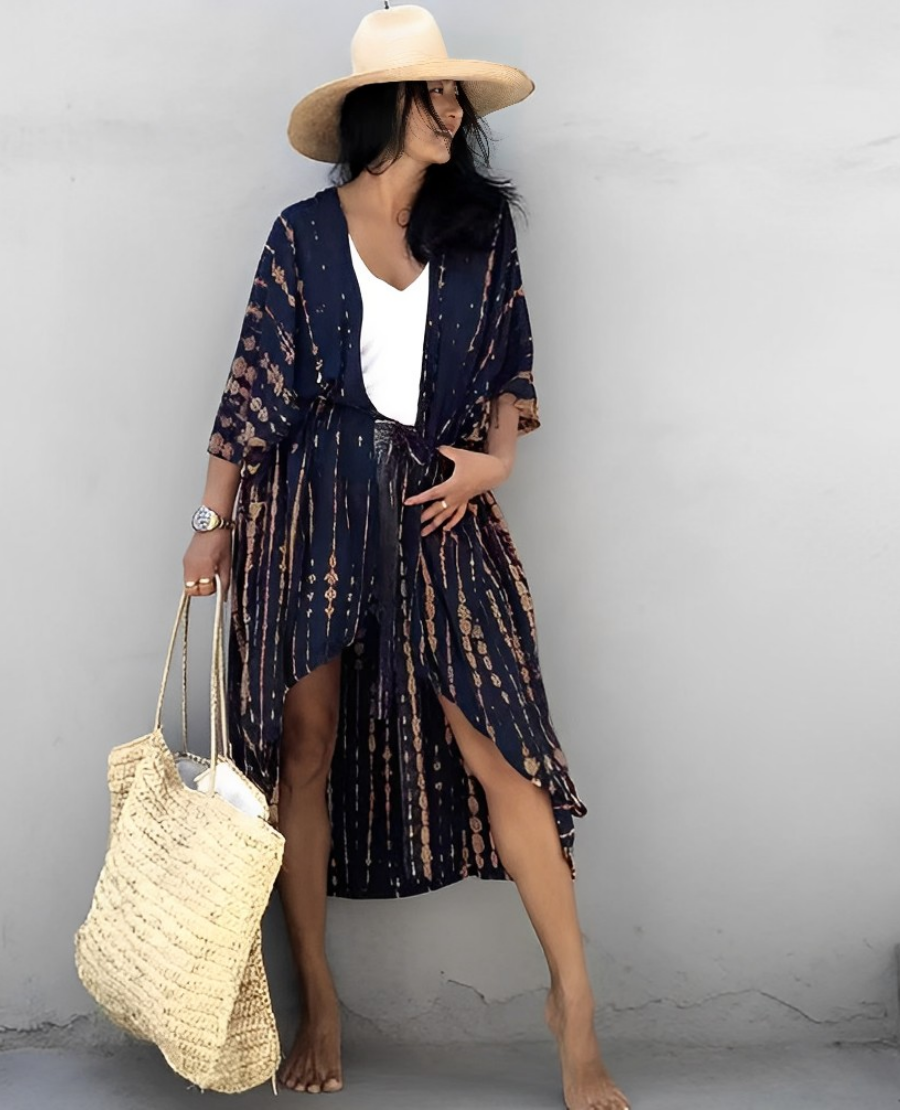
2;0;899;1047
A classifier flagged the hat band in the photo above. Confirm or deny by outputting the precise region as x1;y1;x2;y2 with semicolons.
352;45;451;73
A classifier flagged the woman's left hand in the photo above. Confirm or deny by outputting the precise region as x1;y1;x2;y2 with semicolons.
404;445;511;537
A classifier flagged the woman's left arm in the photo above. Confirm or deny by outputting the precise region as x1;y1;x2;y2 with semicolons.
405;391;521;537
484;390;522;479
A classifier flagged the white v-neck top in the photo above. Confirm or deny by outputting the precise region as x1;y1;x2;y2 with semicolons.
348;233;430;427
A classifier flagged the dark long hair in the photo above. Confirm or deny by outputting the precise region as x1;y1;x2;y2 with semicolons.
329;80;525;262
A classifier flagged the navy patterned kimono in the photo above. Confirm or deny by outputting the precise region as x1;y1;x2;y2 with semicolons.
208;185;586;898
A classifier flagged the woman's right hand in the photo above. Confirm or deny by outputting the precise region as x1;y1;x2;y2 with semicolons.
183;530;233;597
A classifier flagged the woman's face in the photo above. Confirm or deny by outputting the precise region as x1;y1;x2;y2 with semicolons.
400;78;463;164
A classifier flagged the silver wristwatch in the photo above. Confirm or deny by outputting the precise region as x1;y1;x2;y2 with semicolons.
191;505;235;532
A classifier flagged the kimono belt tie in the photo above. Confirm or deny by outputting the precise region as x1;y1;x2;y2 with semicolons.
372;417;437;721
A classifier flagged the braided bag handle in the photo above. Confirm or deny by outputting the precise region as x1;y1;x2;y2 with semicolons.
152;575;229;794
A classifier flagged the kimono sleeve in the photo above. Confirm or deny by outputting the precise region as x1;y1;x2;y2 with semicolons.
487;201;540;436
207;213;302;470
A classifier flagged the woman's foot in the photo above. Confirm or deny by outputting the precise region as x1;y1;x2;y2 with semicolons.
545;986;630;1110
278;976;343;1093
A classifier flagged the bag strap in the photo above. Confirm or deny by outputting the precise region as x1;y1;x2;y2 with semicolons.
153;575;230;795
180;598;190;754
209;575;230;791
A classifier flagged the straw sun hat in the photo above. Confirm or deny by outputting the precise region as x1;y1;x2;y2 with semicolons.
287;3;535;162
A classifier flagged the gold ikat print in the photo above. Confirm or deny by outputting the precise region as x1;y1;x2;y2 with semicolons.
207;189;586;898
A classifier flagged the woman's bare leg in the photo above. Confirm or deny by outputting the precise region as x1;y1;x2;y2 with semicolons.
438;694;630;1110
276;655;343;1093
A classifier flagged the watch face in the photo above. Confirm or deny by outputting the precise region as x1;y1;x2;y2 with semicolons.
192;506;219;531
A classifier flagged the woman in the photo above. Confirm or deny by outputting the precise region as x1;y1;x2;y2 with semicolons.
182;6;629;1109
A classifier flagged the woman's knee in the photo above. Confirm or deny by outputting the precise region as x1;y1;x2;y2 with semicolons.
281;730;336;789
281;657;342;786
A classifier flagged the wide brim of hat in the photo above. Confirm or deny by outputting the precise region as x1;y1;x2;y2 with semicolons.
287;59;535;162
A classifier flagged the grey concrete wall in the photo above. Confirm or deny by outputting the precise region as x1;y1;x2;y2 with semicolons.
2;0;899;1047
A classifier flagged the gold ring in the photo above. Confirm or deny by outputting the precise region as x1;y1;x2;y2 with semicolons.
184;580;197;588
441;499;449;510
198;577;213;585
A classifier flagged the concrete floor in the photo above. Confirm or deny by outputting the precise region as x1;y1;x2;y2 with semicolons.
1;1040;898;1109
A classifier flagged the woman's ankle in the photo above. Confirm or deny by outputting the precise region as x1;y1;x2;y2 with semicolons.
549;976;596;1010
296;960;339;1005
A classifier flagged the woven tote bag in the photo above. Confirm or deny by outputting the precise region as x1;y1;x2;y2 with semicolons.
74;581;285;1093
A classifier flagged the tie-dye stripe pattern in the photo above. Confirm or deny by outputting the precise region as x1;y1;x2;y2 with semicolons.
207;187;586;897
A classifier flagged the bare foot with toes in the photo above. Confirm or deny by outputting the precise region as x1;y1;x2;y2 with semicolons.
545;987;630;1110
278;982;343;1094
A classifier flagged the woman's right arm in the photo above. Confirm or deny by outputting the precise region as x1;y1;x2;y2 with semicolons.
182;455;241;597
184;210;302;597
